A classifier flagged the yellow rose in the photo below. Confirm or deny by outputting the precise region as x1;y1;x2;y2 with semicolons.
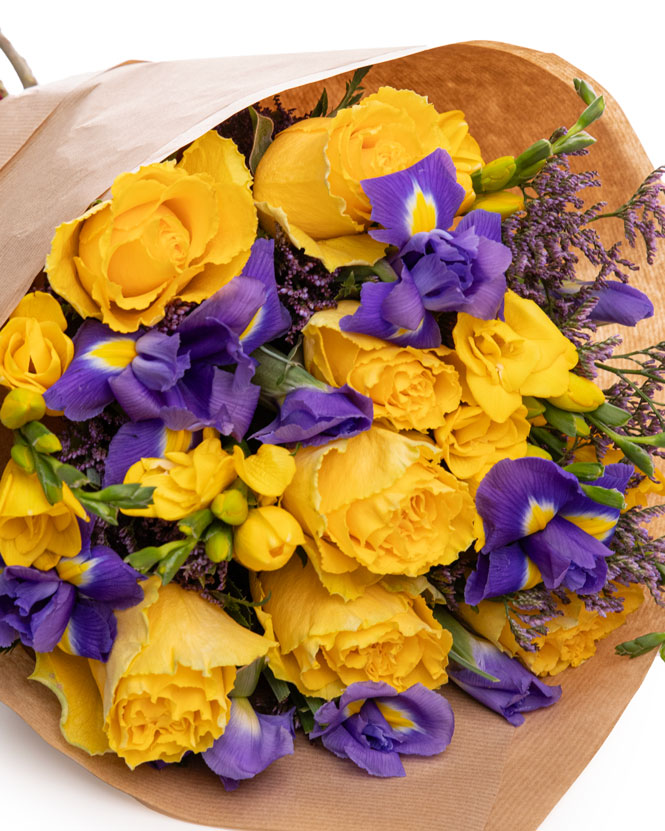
452;290;578;422
459;583;644;677
547;372;605;412
254;87;482;271
282;424;476;586
303;302;461;431
252;557;452;699
233;506;305;571
30;578;274;767
47;131;257;333
0;460;87;570
122;431;236;521
0;292;73;394
434;403;530;486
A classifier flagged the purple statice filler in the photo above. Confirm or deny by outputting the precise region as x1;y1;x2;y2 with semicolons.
310;681;454;778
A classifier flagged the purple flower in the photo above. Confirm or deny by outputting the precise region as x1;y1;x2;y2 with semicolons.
465;458;632;604
340;149;511;347
251;384;373;447
202;698;295;790
45;238;290;440
437;609;561;726
310;681;454;777
586;281;654;326
0;535;144;660
103;419;198;485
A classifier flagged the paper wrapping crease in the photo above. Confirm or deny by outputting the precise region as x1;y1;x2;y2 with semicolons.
0;41;664;831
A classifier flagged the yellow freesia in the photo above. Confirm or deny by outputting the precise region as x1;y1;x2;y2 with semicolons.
453;290;578;422
122;431;236;521
459;583;644;676
0;460;87;570
232;444;296;498
234;506;304;571
0;292;74;394
47;132;257;332
548;372;605;412
303;302;461;431
31;578;274;767
254;87;482;271
252;557;452;699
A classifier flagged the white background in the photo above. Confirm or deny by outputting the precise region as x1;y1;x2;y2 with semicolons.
1;1;665;829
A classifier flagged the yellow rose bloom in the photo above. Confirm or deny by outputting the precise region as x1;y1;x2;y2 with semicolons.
252;557;452;699
0;460;87;570
434;403;530;485
31;578;274;767
47;131;257;333
303;302;461;431
122;432;236;521
234;505;305;571
547;372;605;412
282;424;476;584
459;583;644;677
0;292;74;394
254;87;482;271
453;290;578;422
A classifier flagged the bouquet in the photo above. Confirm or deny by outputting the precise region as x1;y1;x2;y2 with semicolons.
1;42;664;830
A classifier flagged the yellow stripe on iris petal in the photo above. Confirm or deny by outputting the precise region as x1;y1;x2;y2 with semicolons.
89;339;137;369
240;309;261;342
523;557;543;590
523;500;555;535
562;513;616;541
409;189;437;236
56;557;92;586
376;701;415;731
345;699;364;717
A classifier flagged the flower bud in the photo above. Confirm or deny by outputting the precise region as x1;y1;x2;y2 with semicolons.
20;420;62;454
548;372;605;413
233;506;304;571
206;524;234;563
471;156;517;193
471;190;524;219
0;388;46;429
211;488;249;526
10;443;36;474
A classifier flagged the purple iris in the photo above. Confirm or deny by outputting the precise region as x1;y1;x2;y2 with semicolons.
103;419;199;485
340;149;512;347
45;238;291;440
202;698;295;790
0;535;144;661
310;681;454;778
465;458;633;604
445;622;561;726
251;384;373;447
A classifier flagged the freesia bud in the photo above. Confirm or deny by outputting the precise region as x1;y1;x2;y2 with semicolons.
233;506;304;571
471;190;524;219
211;489;249;526
0;388;46;429
10;443;36;474
548;373;605;412
471;156;517;193
205;524;234;563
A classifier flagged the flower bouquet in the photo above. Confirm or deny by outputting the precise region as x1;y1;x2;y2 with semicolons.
0;42;664;831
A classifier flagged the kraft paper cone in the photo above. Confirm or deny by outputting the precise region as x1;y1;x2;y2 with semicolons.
0;41;664;831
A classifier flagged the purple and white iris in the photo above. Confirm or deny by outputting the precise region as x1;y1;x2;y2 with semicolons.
0;533;144;661
203;698;295;790
45;238;291;440
251;384;373;447
310;681;454;777
340;149;512;347
465;458;632;604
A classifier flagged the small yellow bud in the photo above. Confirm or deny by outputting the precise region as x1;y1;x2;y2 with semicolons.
211;489;249;526
478;156;517;191
472;190;524;219
0;388;46;429
548;373;605;413
10;443;36;474
205;526;233;563
526;444;553;461
233;506;304;571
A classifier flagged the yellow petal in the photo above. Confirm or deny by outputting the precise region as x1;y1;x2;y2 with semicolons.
30;649;109;755
233;444;296;498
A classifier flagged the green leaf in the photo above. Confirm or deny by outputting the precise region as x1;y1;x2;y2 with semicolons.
523;396;546;419
615;632;665;658
44;456;91;488
263;666;291;704
231;658;266;698
248;106;274;173
125;540;183;572
326;66;372;118
178;508;213;539
432;606;500;683
580;483;625;510
83;483;155;509
309;87;329;117
590;402;631;426
19;420;62;454
157;540;196;585
530;426;566;456
75;494;118;525
34;453;63;504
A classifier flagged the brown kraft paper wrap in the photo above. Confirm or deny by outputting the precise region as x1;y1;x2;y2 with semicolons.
0;41;664;831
